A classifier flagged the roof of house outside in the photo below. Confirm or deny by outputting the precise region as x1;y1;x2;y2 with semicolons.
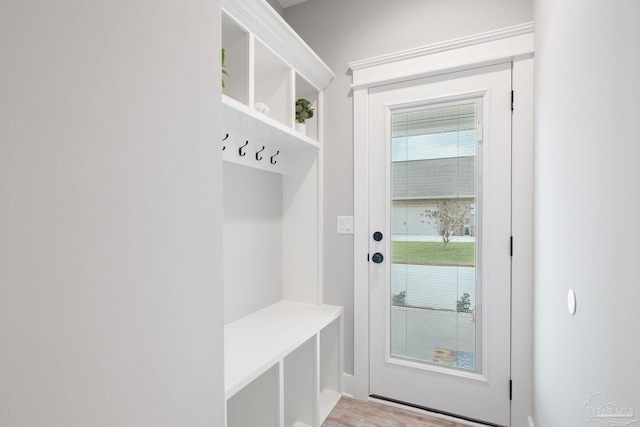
392;156;475;199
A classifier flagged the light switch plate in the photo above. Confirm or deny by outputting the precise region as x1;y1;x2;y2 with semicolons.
337;216;354;234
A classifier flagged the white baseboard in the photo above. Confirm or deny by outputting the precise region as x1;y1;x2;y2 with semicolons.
528;415;536;427
341;373;354;397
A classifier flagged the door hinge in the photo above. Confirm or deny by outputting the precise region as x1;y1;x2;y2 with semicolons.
509;379;513;400
511;90;514;112
510;236;513;257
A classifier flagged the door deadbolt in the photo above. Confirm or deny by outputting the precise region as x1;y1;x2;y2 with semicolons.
373;231;383;241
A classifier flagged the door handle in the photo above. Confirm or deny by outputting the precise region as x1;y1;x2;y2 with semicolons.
371;252;384;264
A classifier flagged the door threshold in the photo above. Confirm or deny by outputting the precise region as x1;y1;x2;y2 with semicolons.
369;395;504;427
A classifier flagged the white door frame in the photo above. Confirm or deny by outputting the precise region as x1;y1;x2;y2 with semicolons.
349;22;534;427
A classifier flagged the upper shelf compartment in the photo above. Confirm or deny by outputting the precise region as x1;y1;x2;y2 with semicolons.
222;0;334;152
222;94;320;174
221;12;249;106
222;0;334;92
254;38;292;128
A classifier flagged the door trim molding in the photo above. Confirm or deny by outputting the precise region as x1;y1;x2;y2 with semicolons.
350;25;534;426
348;22;533;90
349;22;533;74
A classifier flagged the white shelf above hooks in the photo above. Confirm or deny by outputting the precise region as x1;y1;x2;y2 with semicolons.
222;128;285;174
223;95;319;152
222;95;320;174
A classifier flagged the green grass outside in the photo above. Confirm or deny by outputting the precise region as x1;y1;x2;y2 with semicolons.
391;241;475;266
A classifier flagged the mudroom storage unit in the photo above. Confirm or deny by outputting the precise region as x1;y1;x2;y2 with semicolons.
221;1;342;426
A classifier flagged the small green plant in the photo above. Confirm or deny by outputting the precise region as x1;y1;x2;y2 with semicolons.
456;292;471;313
221;48;230;88
295;98;314;124
392;290;407;307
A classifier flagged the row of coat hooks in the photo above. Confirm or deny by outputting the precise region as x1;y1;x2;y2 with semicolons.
222;133;280;164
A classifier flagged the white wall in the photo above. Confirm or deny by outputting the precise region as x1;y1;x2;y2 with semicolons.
284;0;532;375
224;163;283;324
0;1;224;425
533;1;640;425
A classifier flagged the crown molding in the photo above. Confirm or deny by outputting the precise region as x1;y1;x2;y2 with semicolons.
349;22;534;71
349;22;534;89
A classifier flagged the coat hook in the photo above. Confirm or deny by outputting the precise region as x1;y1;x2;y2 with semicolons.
239;140;249;157
256;146;265;161
270;150;280;164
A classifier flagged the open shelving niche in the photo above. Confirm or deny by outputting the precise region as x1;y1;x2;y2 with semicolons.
221;1;341;426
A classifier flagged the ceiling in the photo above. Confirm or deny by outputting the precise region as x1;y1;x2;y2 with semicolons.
276;0;309;7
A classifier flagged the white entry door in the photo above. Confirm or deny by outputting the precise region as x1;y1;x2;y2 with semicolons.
369;63;512;426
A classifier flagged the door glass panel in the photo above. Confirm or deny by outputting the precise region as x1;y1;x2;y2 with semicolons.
390;102;480;372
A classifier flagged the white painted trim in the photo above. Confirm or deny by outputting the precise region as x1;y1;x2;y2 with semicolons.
349;22;533;71
351;25;534;426
511;57;535;427
222;0;334;91
348;22;534;90
352;87;370;401
339;312;345;396
317;89;325;305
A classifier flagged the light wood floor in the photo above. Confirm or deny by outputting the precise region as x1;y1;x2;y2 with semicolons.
322;396;469;427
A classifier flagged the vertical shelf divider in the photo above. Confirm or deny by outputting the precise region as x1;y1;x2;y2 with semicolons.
248;33;256;110
289;69;296;129
278;359;285;427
